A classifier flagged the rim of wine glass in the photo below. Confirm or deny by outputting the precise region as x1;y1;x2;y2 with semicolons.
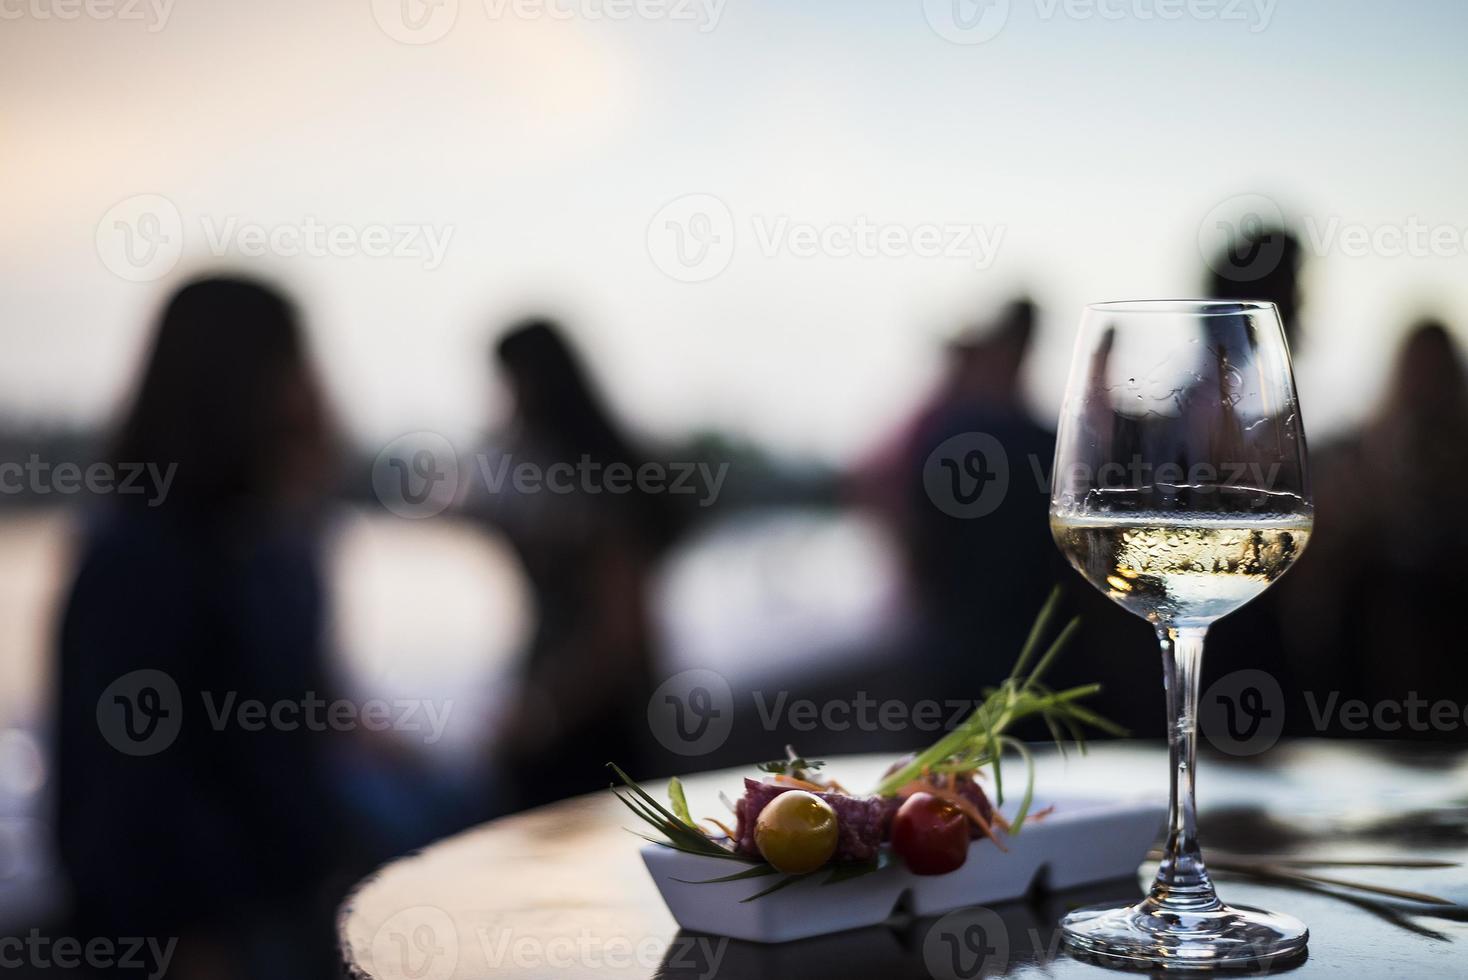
1087;299;1278;317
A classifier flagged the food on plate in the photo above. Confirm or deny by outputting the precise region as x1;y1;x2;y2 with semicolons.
736;778;890;863
890;792;970;875
753;790;839;874
611;588;1123;890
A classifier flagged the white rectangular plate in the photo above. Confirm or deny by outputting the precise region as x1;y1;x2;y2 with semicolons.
641;795;1165;943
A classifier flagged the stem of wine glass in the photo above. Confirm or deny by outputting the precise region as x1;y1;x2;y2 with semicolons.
1149;625;1221;912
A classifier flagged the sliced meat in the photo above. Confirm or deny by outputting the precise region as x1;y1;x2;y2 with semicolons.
732;778;898;863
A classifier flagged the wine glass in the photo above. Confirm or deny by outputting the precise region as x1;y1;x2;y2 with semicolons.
1050;300;1312;969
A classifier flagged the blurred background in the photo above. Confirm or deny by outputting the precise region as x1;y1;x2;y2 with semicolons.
3;0;1468;975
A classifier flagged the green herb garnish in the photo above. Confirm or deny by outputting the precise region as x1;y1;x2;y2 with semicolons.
609;763;750;861
871;587;1126;826
757;756;825;777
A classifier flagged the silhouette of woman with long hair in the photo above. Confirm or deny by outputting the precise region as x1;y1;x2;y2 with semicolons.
472;318;684;806
1282;320;1468;732
54;276;348;978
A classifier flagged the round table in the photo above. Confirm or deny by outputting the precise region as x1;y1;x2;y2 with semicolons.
339;742;1468;978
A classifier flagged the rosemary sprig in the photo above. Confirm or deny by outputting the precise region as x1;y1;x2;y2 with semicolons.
609;763;751;861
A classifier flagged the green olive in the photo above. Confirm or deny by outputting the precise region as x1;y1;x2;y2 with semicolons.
754;790;839;874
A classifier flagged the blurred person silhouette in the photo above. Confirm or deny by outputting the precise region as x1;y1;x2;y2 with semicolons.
1280;320;1468;736
854;298;1035;542
53;277;355;979
1200;222;1316;710
1207;221;1305;347
470;318;688;807
886;299;1070;698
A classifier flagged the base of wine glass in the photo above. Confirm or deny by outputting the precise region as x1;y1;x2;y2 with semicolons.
1061;897;1308;971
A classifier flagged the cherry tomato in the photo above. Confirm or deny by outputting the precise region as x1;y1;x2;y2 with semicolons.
890;792;969;875
754;790;839;874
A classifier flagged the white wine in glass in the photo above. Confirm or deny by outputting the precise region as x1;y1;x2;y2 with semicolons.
1050;513;1312;627
1051;300;1312;969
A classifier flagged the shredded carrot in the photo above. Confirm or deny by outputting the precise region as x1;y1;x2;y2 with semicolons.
974;815;1007;851
701;817;738;839
898;782;998;837
772;774;827;792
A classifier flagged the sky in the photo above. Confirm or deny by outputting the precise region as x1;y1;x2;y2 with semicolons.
3;0;1467;462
